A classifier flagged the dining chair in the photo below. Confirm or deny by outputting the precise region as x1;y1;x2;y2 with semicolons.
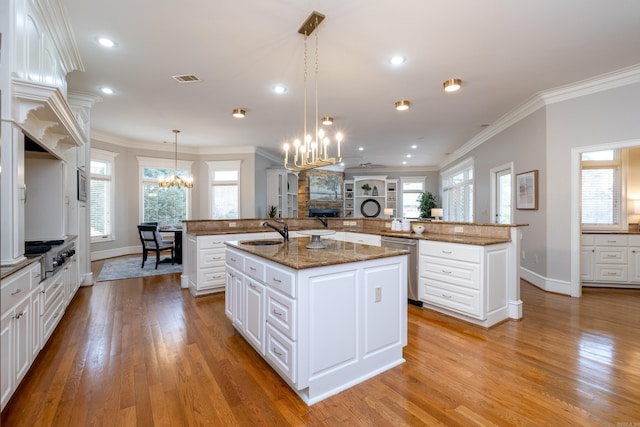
137;224;175;269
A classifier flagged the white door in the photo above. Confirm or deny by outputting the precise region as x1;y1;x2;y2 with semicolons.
490;163;513;224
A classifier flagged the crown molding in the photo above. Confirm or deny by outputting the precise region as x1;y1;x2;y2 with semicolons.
439;64;640;169
33;0;84;74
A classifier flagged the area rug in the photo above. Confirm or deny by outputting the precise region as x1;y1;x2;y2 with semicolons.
96;257;182;281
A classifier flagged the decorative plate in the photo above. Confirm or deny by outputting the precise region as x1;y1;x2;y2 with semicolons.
360;198;381;217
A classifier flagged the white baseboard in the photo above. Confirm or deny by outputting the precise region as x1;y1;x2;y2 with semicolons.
520;267;572;295
80;272;94;287
91;245;141;261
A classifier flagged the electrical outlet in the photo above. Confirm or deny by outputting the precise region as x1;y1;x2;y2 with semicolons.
522;250;526;260
534;254;539;264
228;222;237;227
375;287;382;303
454;226;464;233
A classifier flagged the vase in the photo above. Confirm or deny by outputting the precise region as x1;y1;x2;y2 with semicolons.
372;185;378;196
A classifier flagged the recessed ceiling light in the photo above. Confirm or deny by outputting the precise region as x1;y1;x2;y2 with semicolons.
97;37;116;48
411;145;417;149
395;100;410;111
232;108;246;118
358;147;364;151
443;78;462;92
322;117;333;125
389;55;406;66
273;85;287;94
100;87;114;95
402;161;407;165
406;154;412;158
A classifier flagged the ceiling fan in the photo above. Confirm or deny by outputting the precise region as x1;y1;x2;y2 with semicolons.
359;161;385;168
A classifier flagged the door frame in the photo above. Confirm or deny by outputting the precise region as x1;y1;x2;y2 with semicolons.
490;162;514;224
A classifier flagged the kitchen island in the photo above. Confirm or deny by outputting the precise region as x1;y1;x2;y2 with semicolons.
224;237;408;405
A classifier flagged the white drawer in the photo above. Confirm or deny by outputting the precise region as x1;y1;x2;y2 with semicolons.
42;291;66;344
421;256;480;290
199;235;228;249
265;265;295;298
629;235;640;246
594;234;628;246
245;257;265;282
595;247;627;264
266;323;296;384
595;265;628;282
419;278;482;318
197;266;227;290
420;241;481;264
1;269;33;314
41;273;64;314
199;247;226;268
266;289;296;340
225;250;244;271
581;234;595;245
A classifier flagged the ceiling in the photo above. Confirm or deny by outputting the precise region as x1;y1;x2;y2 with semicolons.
63;0;640;169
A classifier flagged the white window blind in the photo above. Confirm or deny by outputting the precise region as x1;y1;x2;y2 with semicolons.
207;160;242;219
581;150;621;227
90;149;118;242
442;159;474;222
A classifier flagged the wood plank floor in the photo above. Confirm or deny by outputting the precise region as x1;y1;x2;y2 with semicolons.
2;259;640;426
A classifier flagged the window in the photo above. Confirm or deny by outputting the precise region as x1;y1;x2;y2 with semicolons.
400;177;426;218
581;149;625;229
442;158;474;222
138;156;193;226
207;160;242;219
90;149;118;242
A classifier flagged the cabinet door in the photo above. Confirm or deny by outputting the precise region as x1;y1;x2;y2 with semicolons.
30;287;41;359
627;247;640;282
244;278;265;354
13;297;32;384
233;273;244;329
225;269;235;320
580;247;595;281
1;310;14;410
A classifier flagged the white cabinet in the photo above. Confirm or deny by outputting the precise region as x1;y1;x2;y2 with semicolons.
225;247;407;405
582;234;640;287
188;232;278;296
386;179;398;216
1;262;41;411
418;240;509;327
343;232;381;247
41;270;66;345
353;176;386;218
343;181;354;218
267;169;299;218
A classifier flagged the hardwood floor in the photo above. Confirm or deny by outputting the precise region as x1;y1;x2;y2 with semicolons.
3;260;639;426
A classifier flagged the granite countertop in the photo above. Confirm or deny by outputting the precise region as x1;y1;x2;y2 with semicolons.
225;238;409;270
0;256;42;281
379;231;511;245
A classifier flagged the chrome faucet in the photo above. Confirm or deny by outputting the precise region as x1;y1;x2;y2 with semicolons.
262;219;289;242
315;215;329;228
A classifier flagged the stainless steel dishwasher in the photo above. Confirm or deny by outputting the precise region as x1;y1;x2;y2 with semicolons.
380;236;422;307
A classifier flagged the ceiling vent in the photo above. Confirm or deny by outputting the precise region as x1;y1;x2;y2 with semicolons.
172;74;201;83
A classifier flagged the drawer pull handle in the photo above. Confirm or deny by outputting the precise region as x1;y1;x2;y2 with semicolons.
633;250;637;253
249;266;256;271
41;289;46;294
605;272;618;276
272;309;283;317
607;240;617;243
605;255;618;258
13;311;24;319
441;250;452;254
53;283;60;289
230;257;237;262
211;256;222;260
34;273;41;278
249;283;257;289
273;347;283;357
441;270;452;274
212;275;223;279
441;294;452;299
272;277;282;283
10;288;22;296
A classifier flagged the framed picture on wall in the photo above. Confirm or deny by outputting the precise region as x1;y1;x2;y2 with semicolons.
516;170;538;210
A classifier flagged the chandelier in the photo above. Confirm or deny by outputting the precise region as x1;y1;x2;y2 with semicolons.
283;11;343;171
158;130;193;188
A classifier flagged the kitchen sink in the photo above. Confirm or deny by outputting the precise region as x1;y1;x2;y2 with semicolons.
240;240;284;246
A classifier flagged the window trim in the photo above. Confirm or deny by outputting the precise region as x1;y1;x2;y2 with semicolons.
399;176;426;218
441;157;474;222
90;148;119;243
137;156;193;224
581;149;628;231
206;160;242;219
